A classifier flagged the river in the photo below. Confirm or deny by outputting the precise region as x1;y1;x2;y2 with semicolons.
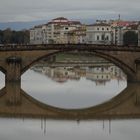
0;118;140;140
0;53;139;140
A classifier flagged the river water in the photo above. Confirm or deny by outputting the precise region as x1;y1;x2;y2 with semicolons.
0;54;140;140
0;118;140;140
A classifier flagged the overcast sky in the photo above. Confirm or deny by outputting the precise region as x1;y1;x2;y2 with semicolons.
0;0;140;22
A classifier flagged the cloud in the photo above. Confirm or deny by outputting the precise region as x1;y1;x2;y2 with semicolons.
0;0;140;22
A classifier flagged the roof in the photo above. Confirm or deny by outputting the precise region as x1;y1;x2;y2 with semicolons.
48;21;69;25
117;21;131;27
69;21;81;25
126;24;138;30
87;23;110;27
48;21;81;25
52;17;68;21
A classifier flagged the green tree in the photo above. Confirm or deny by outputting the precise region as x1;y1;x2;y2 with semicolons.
0;29;29;44
0;30;3;43
123;31;138;46
3;28;12;43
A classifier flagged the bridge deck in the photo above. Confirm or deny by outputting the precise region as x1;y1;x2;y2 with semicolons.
0;44;140;52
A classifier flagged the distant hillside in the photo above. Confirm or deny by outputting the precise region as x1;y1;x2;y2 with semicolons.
0;20;48;31
0;18;94;31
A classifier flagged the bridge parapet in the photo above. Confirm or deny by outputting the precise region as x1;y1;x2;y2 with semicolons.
0;44;140;52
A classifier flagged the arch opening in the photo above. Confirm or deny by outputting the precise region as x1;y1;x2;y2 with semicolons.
0;67;5;89
21;51;127;109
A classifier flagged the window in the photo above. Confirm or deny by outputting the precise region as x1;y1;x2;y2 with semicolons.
101;67;104;72
101;35;105;40
97;28;99;30
106;36;109;40
102;28;104;30
97;35;99;40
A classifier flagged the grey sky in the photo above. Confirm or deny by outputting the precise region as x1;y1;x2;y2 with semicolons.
0;0;140;22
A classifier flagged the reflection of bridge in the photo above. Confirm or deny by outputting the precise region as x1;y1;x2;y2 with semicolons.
0;44;140;104
0;83;140;119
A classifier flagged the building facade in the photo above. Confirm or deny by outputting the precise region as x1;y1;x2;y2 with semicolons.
30;17;86;44
86;23;112;44
30;24;48;44
30;17;139;46
138;24;140;46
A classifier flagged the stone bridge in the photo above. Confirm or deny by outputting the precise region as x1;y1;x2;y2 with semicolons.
0;44;140;104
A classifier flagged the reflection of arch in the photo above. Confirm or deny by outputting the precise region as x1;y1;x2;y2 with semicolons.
0;83;139;118
20;83;139;118
21;50;135;81
12;84;140;118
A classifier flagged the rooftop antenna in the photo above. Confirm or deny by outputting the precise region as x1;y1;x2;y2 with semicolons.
118;14;121;21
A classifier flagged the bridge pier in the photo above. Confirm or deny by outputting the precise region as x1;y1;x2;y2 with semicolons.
5;57;22;105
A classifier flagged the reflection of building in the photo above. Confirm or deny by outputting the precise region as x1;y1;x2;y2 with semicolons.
86;66;111;85
42;67;80;83
32;62;126;85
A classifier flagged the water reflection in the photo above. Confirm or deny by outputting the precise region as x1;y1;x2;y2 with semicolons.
0;80;140;118
21;63;127;109
0;117;140;140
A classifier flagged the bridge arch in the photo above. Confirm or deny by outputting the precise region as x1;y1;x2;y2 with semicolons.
21;49;136;82
22;50;61;74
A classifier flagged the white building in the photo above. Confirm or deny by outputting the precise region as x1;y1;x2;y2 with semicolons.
111;20;139;45
30;17;84;44
47;17;84;44
86;23;112;44
112;26;123;45
138;24;140;46
30;24;48;44
30;17;139;45
67;28;86;44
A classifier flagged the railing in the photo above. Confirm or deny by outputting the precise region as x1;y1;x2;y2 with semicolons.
0;43;140;52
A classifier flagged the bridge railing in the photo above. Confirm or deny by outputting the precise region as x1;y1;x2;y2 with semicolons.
0;43;140;51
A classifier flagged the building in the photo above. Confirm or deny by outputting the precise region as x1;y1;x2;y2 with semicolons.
86;23;112;44
138;23;140;46
67;27;86;44
111;20;139;45
30;17;139;46
30;25;44;44
30;17;85;44
112;26;123;45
